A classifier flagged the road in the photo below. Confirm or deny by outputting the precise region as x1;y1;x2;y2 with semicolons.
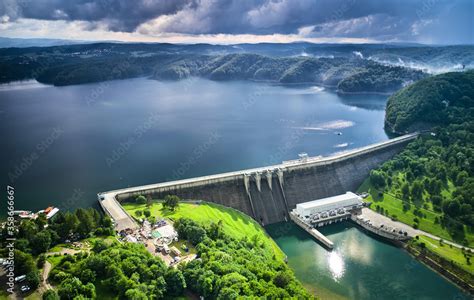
100;194;138;231
360;208;473;251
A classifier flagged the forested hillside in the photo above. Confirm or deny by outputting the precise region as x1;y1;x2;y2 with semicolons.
0;43;426;93
366;70;474;245
385;70;474;133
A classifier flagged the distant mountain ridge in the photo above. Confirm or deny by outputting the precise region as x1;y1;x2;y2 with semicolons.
1;42;472;93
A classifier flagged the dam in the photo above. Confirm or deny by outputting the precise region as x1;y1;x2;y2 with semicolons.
99;133;418;228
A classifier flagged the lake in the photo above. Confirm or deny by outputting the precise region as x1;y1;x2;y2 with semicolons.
0;78;388;213
266;222;468;300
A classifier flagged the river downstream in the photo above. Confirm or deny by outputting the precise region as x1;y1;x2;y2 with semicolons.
267;221;467;299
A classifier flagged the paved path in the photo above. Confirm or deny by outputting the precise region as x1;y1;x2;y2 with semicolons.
361;208;473;251
100;194;138;231
40;261;53;292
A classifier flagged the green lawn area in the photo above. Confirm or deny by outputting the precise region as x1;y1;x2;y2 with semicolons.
47;255;64;268
170;239;197;255
122;201;284;259
415;235;474;274
358;178;474;247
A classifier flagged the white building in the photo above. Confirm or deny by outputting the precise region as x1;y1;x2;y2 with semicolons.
295;192;363;218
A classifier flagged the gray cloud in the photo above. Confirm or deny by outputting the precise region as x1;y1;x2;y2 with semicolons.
0;0;472;43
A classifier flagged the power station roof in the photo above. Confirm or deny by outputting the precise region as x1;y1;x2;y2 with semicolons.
297;192;361;209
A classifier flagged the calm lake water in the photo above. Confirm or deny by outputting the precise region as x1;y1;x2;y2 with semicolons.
266;222;467;300
1;78;388;213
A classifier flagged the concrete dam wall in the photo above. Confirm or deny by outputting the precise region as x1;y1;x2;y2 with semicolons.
102;133;417;225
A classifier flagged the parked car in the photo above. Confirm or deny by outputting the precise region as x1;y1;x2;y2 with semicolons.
20;285;30;292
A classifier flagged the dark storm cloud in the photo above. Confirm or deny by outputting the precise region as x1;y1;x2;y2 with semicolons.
1;0;194;31
1;0;472;43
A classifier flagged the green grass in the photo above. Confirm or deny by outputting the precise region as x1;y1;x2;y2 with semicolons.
359;178;474;247
170;240;196;255
47;255;64;268
123;201;284;259
415;235;474;274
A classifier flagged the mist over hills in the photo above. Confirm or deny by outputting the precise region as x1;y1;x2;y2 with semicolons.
0;41;472;93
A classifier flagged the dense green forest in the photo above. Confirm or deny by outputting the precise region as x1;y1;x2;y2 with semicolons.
367;70;474;245
385;70;474;133
0;43;426;93
0;208;114;291
45;218;311;299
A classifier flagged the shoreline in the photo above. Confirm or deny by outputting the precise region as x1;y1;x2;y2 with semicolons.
403;242;474;296
348;213;473;295
0;76;399;95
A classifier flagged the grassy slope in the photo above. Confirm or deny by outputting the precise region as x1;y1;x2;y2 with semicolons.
122;201;285;260
358;178;474;246
415;235;474;274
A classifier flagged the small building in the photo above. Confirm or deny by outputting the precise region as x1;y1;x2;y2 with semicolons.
295;192;363;218
46;207;59;219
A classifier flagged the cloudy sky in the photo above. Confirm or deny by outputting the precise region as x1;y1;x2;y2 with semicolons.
0;0;472;44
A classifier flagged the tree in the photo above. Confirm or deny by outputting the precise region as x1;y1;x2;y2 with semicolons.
273;271;292;288
136;195;147;204
59;212;79;239
35;213;48;230
92;239;108;253
26;270;41;288
19;220;38;240
163;195;180;211
401;183;410;200
30;231;52;255
37;254;46;268
456;171;468;186
14;250;36;275
410;180;423;200
80;269;96;283
165;269;186;296
75;208;95;237
58;277;96;300
125;288;148;300
43;289;60;300
143;209;151;218
370;170;386;189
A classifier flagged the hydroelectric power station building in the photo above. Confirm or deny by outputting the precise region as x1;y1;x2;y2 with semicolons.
294;192;363;219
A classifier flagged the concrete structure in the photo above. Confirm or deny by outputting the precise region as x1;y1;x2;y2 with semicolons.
295;192;362;218
98;193;138;231
289;211;334;249
99;133;417;227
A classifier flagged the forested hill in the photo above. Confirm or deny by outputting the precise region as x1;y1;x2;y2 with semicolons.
385;70;474;133
0;43;426;93
366;69;474;247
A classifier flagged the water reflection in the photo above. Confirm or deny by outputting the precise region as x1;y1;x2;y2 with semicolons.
327;251;345;281
266;221;467;300
338;93;388;111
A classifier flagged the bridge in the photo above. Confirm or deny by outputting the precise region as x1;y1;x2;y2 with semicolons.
98;133;418;229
